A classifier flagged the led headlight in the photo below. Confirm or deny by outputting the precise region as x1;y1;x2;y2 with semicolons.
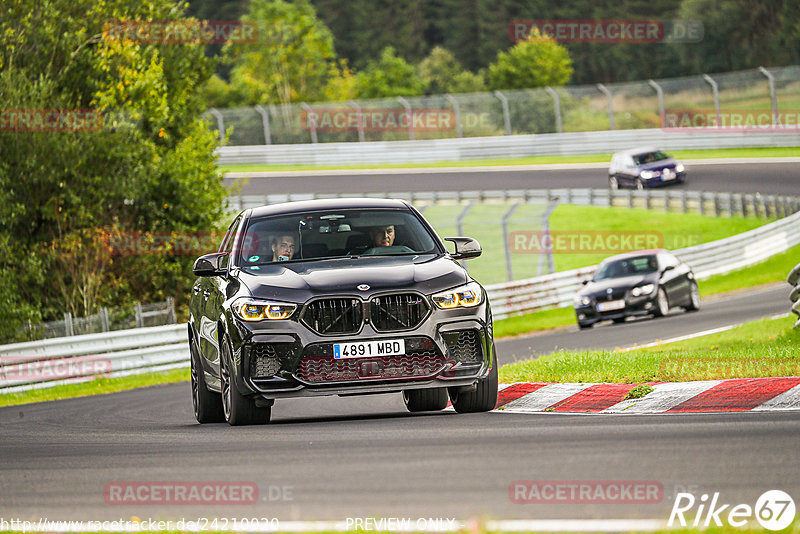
432;281;483;309
574;295;591;306
233;298;297;321
631;283;655;297
675;163;685;173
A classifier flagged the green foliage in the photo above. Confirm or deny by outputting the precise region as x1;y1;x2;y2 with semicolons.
354;47;425;99
417;47;486;94
0;0;228;342
487;29;573;90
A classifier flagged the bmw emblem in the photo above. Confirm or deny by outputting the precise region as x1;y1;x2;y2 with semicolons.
357;284;370;291
606;288;613;294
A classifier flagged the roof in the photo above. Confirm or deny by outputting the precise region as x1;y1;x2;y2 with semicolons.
600;249;668;262
247;197;412;218
612;146;663;157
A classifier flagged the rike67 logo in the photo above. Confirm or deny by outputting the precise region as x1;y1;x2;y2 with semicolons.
669;490;795;530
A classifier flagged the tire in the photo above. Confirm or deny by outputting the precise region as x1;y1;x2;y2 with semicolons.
449;347;499;413
190;337;224;424
220;337;271;426
609;175;619;190
653;288;670;317
635;178;644;190
578;322;593;330
402;388;449;412
685;281;700;311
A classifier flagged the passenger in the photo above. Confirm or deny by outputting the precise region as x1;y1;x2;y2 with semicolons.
271;234;296;262
369;225;395;247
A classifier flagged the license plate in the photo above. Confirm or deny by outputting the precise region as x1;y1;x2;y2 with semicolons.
662;170;675;180
333;339;406;359
597;299;625;312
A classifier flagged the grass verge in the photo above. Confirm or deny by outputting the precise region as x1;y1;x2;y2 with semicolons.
498;316;800;384
493;241;800;338
218;147;800;173
0;368;189;408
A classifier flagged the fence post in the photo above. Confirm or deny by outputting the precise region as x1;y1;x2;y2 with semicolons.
300;103;318;143
501;203;521;281
493;90;512;135
445;94;463;138
596;84;615;130
397;97;415;140
208;108;225;143
135;302;143;328
254;105;272;145
456;203;474;272
544;86;562;133
538;202;559;275
758;67;779;127
702;74;721;127
647;79;665;127
64;312;74;337
167;297;176;324
347;100;365;142
100;308;110;332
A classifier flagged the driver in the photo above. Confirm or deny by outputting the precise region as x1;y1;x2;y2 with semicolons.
369;225;395;247
271;234;296;262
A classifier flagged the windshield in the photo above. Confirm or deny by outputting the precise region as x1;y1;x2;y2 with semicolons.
237;208;439;267
633;151;669;165
594;255;659;280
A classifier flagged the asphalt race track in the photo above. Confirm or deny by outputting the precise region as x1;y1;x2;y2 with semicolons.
224;160;800;196
1;284;797;523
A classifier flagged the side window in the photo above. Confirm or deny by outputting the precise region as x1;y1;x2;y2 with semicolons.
218;216;242;253
623;156;635;169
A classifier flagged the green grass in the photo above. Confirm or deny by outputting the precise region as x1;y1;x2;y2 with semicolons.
0;368;189;407
218;147;800;173
498;316;800;384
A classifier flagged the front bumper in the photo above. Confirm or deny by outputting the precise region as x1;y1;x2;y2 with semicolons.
226;302;493;400
641;171;687;188
574;293;658;326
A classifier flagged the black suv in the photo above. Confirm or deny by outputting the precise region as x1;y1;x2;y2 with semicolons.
188;198;497;425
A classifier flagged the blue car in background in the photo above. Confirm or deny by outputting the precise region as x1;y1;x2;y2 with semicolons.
608;147;687;189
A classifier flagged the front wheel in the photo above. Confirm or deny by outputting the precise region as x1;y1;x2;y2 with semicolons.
653;288;670;317
402;388;449;412
190;337;224;424
685;282;700;311
449;348;499;413
220;338;271;426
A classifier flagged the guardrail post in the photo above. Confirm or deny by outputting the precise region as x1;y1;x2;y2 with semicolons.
758;67;779;127
681;190;688;213
713;193;720;217
728;193;734;217
596;84;615;130
348;100;365;142
647;79;665;127
254;105;272;145
544;86;562;133
645;189;651;210
664;191;671;213
64;312;74;337
134;302;143;328
493;90;512;135
627;190;633;209
754;194;763;218
300;103;318;143
702;74;721;127
456;203;474;271
208;108;225;142
166;297;176;324
698;192;705;216
100;308;110;332
397;97;415;140
501;203;521;281
445;94;463;138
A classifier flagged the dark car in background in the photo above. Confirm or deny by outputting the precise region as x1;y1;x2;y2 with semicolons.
188;198;498;425
574;249;699;329
608;147;687;189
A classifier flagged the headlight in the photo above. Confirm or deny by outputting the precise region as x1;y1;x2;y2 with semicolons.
574;295;591;306
640;170;656;179
432;281;483;309
675;163;685;172
233;298;297;321
631;283;655;297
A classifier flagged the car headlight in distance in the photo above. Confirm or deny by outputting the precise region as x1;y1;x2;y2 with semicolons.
640;170;656;179
233;298;297;321
631;283;655;297
432;281;483;309
675;163;685;173
574;295;591;306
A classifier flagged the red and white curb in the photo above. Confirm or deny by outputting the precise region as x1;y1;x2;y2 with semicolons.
492;377;800;414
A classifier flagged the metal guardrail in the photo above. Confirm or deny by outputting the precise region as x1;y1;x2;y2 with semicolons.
487;209;800;319
215;128;800;166
0;324;187;392
229;188;800;219
789;263;800;329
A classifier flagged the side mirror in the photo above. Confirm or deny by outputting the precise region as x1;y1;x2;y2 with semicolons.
662;264;675;273
445;237;482;260
193;252;228;277
581;279;589;285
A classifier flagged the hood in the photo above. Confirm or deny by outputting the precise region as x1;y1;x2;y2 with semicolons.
236;254;467;302
639;158;677;171
580;273;658;296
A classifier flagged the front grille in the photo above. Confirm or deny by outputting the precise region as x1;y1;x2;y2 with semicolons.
302;298;363;335
443;329;483;363
298;354;446;383
249;343;293;378
370;293;428;332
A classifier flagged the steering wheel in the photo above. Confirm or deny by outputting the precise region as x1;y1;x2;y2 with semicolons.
361;245;414;255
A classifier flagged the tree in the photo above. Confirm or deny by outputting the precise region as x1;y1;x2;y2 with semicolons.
487;29;573;90
354;46;425;99
417;46;486;94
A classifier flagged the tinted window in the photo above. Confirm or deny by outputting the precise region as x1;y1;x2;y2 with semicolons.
633;151;668;165
594;255;659;280
237;208;439;267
